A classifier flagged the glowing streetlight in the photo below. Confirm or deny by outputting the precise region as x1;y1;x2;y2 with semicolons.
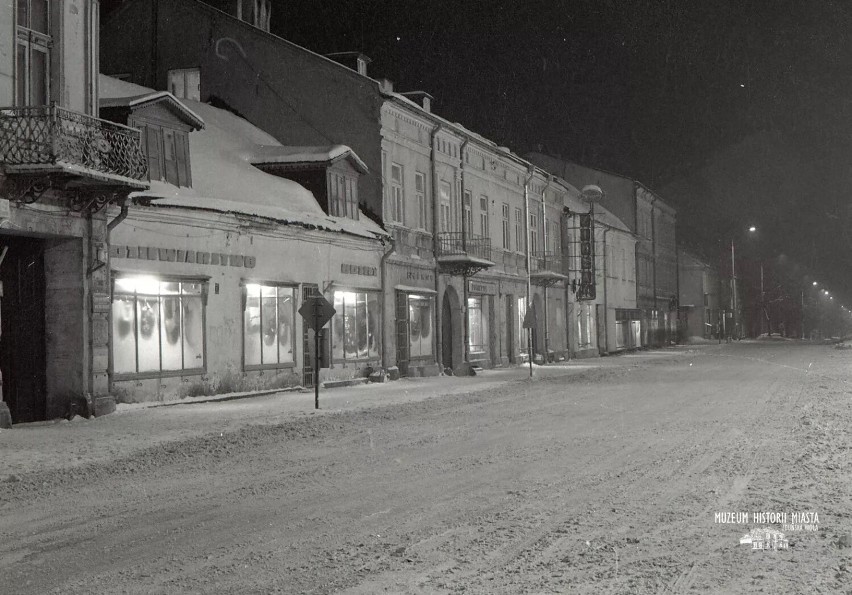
813;281;818;286
748;226;757;232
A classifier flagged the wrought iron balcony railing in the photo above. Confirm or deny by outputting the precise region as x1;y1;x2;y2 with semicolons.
436;232;492;262
530;251;566;275
0;104;148;184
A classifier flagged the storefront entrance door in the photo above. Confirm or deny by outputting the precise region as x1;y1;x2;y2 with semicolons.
0;237;47;423
441;293;453;371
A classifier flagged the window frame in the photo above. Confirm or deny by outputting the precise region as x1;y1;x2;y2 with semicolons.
15;0;51;107
501;203;510;250
241;281;298;371
479;195;489;238
515;208;523;253
390;162;404;224
110;275;208;380
407;293;434;359
467;296;488;354
414;171;427;230
167;68;201;101
332;289;381;363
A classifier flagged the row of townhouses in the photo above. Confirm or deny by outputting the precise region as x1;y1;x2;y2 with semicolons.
0;0;680;426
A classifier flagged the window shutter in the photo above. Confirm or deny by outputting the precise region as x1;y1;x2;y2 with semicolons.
175;132;191;187
145;125;163;181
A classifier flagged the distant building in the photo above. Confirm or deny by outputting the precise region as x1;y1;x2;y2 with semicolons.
526;154;678;347
678;249;720;340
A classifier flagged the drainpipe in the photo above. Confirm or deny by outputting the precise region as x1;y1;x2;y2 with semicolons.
380;235;396;371
430;124;443;372
601;225;609;354
541;175;552;361
107;200;129;233
459;139;471;364
523;164;535;376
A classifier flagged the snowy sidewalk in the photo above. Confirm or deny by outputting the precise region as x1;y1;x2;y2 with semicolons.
0;348;695;477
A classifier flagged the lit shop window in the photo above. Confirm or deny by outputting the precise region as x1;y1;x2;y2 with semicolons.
468;296;488;353
517;296;528;354
408;294;433;358
243;284;295;368
112;277;205;375
332;291;380;361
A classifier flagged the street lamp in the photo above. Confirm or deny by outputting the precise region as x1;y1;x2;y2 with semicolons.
728;225;758;340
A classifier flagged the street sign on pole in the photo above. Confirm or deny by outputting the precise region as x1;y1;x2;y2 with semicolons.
298;295;336;409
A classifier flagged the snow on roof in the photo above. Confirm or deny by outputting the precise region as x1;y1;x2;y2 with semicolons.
98;75;386;240
252;145;368;173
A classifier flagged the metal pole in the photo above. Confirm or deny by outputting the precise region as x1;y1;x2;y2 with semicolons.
731;239;737;339
801;290;805;340
314;321;320;410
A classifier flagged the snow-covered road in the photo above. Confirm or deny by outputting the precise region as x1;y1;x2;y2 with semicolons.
1;341;850;593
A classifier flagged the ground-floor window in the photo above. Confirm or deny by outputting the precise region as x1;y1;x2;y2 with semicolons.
408;293;434;358
333;290;380;361
468;296;488;353
616;320;628;349
243;283;295;368
112;276;205;375
517;296;528;354
577;303;595;348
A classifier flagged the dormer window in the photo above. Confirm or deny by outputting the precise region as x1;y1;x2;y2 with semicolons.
250;145;368;222
101;90;205;189
237;0;271;32
139;123;192;187
168;68;201;102
16;0;51;105
329;172;359;220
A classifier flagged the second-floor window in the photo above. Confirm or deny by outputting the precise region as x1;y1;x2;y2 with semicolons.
439;181;451;232
16;0;50;106
390;163;404;224
479;196;489;238
501;204;510;250
168;68;201;101
463;191;472;236
414;172;427;230
529;213;538;253
515;208;523;252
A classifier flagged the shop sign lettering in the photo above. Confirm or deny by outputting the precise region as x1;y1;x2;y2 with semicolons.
406;270;433;282
110;245;256;268
468;280;497;294
341;263;377;276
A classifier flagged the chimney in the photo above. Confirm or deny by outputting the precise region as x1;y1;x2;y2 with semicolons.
400;91;434;113
378;78;394;94
324;52;372;76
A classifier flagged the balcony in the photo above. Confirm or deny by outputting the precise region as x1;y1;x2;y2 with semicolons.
530;251;569;287
0;105;148;208
436;232;495;276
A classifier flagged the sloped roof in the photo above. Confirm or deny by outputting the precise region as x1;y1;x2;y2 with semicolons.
252;145;368;173
100;92;205;130
98;75;386;240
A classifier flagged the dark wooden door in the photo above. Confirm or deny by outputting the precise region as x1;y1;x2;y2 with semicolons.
441;294;453;371
301;284;320;387
0;237;46;423
395;291;409;376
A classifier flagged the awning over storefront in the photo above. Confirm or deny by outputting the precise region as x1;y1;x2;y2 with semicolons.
394;285;438;294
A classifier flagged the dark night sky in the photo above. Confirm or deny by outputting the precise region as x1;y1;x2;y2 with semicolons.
105;0;852;304
273;0;852;303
